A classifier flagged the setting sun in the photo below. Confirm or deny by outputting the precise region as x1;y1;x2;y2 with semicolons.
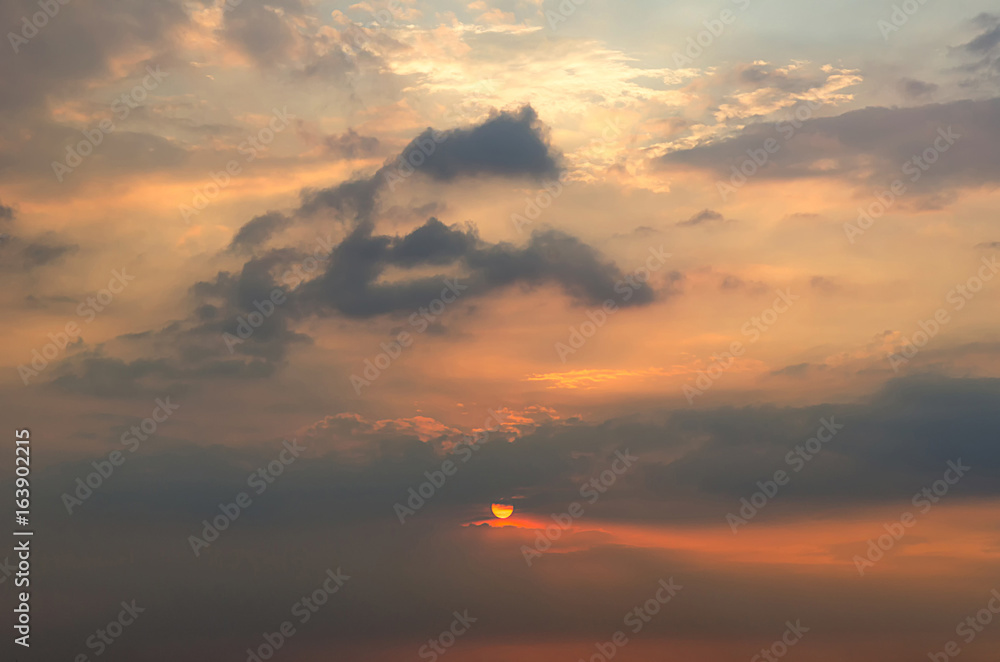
491;503;514;519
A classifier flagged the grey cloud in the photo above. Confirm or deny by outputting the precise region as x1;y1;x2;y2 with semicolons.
661;97;1000;198
0;0;188;118
951;14;1000;87
21;240;78;267
0;230;79;271
677;209;725;227
295;219;659;319
227;211;291;253
14;375;1000;659
297;105;561;224
395;105;561;182
294;124;381;160
963;14;1000;54
897;77;938;100
220;2;299;67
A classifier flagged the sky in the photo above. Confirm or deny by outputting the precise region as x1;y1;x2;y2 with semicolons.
2;0;1000;660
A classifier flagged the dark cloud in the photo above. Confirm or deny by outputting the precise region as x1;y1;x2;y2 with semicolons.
263;108;619;319
0;200;14;221
298;176;383;221
897;77;938;100
677;209;725;227
661;97;1000;198
41;108;651;391
390;217;479;266
48;355;180;398
298;105;561;223
227;211;291;253
963;13;1000;55
295;220;659;318
21;239;78;267
14;376;1000;659
0;230;78;270
394;105;561;182
951;14;1000;89
48;350;278;398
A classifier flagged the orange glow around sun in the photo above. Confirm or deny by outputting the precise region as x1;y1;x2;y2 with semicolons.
491;503;514;519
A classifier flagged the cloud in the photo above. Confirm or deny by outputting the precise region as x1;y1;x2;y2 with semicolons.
0;230;78;271
0;0;188;118
660;97;1000;199
296;219;660;318
18;375;1000;659
21;240;78;267
298;105;561;223
227;211;292;253
219;1;301;67
897;78;938;100
395;105;561;182
223;107;623;323
958;14;1000;87
294;125;381;160
677;209;725;227
963;13;1000;55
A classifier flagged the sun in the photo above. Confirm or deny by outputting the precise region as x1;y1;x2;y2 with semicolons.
491;503;514;519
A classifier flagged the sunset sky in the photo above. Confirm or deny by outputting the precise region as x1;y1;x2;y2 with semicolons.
3;0;1000;660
